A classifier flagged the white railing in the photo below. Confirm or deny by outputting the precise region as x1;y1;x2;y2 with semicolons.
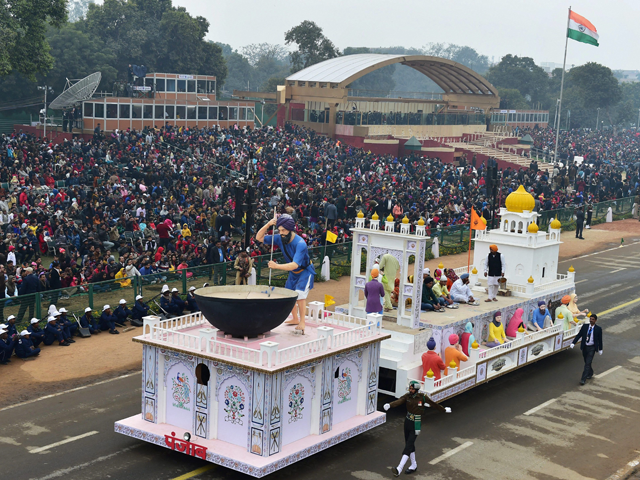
509;284;528;294
523;324;562;344
275;337;328;365
556;273;568;281
453;265;472;276
534;277;573;292
564;323;582;340
155;312;207;332
208;340;262;365
332;322;377;348
149;325;202;350
478;336;523;360
321;310;369;328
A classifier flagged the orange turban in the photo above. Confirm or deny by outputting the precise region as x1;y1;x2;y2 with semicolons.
561;295;571;304
490;245;498;252
371;269;379;278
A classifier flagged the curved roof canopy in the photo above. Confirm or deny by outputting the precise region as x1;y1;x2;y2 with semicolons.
286;54;498;97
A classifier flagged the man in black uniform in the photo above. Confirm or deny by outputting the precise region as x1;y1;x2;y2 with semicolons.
384;380;452;476
575;206;585;239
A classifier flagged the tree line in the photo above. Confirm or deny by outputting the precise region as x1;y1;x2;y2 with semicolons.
1;4;638;130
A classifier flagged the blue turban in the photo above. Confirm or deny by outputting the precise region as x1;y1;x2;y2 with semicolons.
538;301;546;307
460;273;469;280
276;214;296;232
427;337;436;350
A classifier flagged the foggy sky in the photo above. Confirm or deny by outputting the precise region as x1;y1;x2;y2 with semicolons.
174;0;640;71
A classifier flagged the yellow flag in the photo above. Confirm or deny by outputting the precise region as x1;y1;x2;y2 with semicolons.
324;295;335;307
326;230;338;243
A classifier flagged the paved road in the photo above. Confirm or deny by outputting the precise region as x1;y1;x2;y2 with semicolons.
2;241;640;480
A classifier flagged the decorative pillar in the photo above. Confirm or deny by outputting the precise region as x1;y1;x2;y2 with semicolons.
469;341;480;363
448;361;458;376
355;211;365;229
423;369;435;392
308;301;324;323
370;213;380;231
143;315;161;337
260;341;279;367
470;266;479;285
415;218;426;237
527;276;535;295
385;214;395;233
568;265;576;282
366;312;383;330
400;216;410;234
199;327;219;353
317;326;334;348
516;326;526;340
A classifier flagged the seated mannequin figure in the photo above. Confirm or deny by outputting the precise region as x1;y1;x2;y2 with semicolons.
506;308;527;337
555;296;574;330
421;337;446;380
568;293;588;323
444;334;468;375
529;301;552;331
460;322;476;356
485;311;507;347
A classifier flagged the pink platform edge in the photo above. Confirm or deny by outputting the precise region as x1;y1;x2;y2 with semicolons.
115;412;386;478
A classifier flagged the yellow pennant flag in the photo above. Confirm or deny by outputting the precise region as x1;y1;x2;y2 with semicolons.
324;295;335;307
326;230;338;243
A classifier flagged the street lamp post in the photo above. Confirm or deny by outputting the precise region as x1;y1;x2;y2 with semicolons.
637;108;640;131
596;108;600;130
37;85;54;140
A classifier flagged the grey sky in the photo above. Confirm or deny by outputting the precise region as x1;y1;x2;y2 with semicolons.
173;0;640;71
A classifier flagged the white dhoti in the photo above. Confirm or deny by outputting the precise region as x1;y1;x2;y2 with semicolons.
487;276;500;300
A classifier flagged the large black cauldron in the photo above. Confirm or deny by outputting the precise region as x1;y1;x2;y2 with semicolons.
195;285;298;337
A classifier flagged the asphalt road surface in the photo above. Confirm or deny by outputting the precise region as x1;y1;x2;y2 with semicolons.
2;241;640;480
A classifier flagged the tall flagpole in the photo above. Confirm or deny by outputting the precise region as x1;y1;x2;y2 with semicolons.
553;6;572;165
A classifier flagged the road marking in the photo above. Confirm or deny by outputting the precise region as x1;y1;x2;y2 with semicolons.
559;241;640;263
33;444;142;480
595;366;622;379
172;465;216;480
609;268;627;274
0;371;141;413
598;298;640;317
575;279;588;284
428;441;473;465
30;431;99;454
523;398;558;416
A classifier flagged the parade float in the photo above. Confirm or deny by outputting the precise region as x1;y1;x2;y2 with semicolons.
114;185;584;475
336;185;583;400
114;285;389;478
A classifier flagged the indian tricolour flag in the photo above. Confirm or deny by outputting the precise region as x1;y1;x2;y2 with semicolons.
567;11;599;46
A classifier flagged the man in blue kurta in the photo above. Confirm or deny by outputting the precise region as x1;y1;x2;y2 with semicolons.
257;214;315;334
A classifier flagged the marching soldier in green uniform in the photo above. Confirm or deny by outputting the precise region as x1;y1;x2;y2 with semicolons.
384;380;452;476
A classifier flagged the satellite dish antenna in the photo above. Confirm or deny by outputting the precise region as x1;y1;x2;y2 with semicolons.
49;72;102;110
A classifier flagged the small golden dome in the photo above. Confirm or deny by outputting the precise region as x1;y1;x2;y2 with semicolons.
438;262;444;269
449;360;457;369
357;210;364;219
550;217;562;229
518;325;525;333
569;265;575;272
426;369;434;379
471;267;478;274
417;217;425;226
471;340;479;349
386;214;394;222
372;212;379;221
505;185;536;213
528;223;539;233
558;312;564;319
402;216;409;224
527;276;534;284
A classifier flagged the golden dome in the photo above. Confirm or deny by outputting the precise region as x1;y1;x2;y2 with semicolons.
372;212;379;221
550;217;562;229
518;325;525;333
449;360;458;369
386;214;394;222
471;267;478;274
402;216;409;224
417;217;425;226
527;276;534;284
528;223;539;234
505;185;535;213
438;262;444;269
357;210;364;219
471;340;479;349
426;369;434;379
568;265;575;272
558;312;564;319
